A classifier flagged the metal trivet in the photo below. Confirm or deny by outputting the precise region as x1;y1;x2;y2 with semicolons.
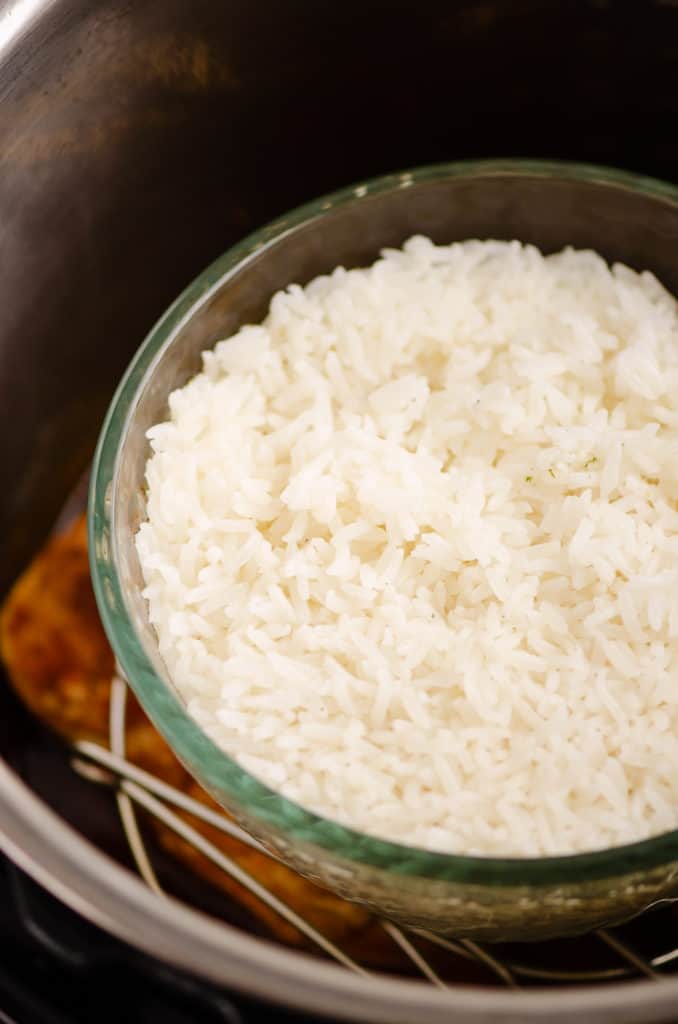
70;674;678;991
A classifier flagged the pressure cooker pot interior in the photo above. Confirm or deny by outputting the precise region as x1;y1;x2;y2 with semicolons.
2;0;677;593
2;1;678;1021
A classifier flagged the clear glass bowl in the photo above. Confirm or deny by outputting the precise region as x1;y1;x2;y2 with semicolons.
89;159;678;941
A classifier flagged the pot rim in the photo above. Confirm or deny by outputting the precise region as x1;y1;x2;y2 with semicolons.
2;759;678;1022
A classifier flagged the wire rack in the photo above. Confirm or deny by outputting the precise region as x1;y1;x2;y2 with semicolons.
66;673;678;993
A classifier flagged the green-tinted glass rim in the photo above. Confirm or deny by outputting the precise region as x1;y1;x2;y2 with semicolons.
89;158;678;886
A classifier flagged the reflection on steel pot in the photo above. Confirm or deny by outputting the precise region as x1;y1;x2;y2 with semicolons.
3;2;678;1021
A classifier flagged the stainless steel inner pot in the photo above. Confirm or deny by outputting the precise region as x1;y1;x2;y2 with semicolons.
3;2;678;1021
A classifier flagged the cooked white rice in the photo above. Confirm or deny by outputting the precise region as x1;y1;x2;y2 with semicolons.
136;237;678;856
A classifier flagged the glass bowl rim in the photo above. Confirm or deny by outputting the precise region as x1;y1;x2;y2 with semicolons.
89;157;678;887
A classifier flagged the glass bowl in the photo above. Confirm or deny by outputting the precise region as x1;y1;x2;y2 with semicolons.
89;159;678;941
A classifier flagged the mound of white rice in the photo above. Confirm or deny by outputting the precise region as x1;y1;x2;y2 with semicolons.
136;237;678;856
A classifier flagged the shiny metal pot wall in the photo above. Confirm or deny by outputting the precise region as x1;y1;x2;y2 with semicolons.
2;0;678;594
2;2;678;1021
